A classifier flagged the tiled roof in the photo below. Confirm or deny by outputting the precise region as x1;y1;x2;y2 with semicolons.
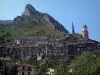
19;64;34;67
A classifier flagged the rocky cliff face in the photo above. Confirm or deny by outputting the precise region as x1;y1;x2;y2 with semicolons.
14;4;69;33
22;4;38;16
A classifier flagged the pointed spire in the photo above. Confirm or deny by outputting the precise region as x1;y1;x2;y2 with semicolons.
72;22;75;34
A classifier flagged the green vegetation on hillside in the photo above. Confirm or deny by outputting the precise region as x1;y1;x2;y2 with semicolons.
72;51;100;75
36;60;48;75
0;30;12;44
53;62;68;75
2;21;64;37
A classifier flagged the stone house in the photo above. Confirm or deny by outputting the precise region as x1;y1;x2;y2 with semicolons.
17;64;35;75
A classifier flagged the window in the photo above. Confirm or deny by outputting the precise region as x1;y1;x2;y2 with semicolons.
23;66;25;70
28;67;31;71
77;48;80;51
81;48;84;51
28;72;30;75
22;72;24;75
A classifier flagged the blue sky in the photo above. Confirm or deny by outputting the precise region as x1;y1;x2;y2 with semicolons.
0;0;100;41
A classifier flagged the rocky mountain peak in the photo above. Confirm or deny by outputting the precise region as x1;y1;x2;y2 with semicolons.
22;4;37;16
14;4;69;34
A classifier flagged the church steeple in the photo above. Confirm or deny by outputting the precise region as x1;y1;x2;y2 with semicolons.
72;22;75;34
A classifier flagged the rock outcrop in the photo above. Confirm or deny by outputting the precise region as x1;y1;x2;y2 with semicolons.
14;4;69;33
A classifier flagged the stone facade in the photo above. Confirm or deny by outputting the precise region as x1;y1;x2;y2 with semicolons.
0;35;99;62
17;64;35;75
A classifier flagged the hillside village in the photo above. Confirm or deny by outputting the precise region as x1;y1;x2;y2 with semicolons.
0;23;100;75
0;4;100;75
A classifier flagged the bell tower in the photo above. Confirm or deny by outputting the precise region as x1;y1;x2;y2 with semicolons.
82;25;89;38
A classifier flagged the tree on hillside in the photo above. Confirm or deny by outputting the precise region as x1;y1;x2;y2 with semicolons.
72;51;100;75
53;62;69;75
36;60;48;75
0;30;12;44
